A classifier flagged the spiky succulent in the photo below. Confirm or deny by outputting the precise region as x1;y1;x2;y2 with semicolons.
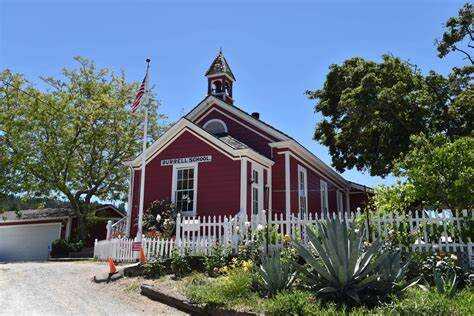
257;252;297;296
295;217;412;302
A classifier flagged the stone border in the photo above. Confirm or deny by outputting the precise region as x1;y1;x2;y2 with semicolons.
48;258;93;262
141;284;256;316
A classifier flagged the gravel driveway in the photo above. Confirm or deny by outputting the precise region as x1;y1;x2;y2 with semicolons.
0;261;186;315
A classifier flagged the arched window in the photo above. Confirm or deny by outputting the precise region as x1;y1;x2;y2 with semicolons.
203;119;228;135
211;80;223;94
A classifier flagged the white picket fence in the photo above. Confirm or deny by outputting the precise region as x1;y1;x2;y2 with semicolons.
94;209;474;267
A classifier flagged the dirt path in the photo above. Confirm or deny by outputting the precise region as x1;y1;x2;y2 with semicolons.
0;261;187;315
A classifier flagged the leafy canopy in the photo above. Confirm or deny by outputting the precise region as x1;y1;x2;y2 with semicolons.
0;57;165;237
395;134;473;210
373;134;473;212
307;3;473;177
436;3;473;64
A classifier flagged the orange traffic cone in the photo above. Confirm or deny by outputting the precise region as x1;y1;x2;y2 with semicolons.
139;248;147;264
108;257;117;275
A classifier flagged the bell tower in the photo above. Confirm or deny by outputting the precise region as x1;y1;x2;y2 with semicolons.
205;50;235;104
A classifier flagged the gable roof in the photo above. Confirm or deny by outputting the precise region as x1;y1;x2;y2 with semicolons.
129;117;274;168
205;51;236;81
94;204;126;218
186;95;291;142
186;95;349;186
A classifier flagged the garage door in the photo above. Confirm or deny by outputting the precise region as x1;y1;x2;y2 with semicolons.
0;223;61;261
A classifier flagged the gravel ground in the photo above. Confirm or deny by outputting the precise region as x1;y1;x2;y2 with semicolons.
0;261;187;316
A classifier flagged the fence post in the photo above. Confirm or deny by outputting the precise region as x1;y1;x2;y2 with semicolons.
468;238;473;269
106;220;113;240
175;213;182;249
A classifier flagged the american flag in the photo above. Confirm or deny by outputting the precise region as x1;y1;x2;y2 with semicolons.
131;61;150;112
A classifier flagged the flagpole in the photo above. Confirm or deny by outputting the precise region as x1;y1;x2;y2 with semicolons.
136;58;151;243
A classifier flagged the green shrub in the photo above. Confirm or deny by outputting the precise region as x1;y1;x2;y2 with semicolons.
186;267;256;309
264;290;318;315
143;259;166;279
50;239;84;257
407;251;472;288
170;249;192;278
203;244;231;277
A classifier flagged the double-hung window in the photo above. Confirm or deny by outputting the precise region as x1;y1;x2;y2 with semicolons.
298;165;308;214
172;163;198;215
252;169;259;215
251;166;263;215
320;180;329;215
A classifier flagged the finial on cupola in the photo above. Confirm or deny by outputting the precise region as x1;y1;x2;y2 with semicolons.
205;49;235;105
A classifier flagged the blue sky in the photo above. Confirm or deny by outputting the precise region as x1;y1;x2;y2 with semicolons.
0;0;467;188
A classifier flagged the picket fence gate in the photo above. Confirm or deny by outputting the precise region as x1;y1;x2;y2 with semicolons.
94;209;474;267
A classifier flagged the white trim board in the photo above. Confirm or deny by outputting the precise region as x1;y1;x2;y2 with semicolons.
130;119;274;168
297;165;308;214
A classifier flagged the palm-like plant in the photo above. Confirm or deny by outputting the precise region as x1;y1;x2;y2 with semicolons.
295;217;411;302
258;252;297;297
434;268;458;297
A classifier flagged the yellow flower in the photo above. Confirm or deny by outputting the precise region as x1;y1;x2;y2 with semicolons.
283;234;291;243
219;266;229;274
242;260;253;272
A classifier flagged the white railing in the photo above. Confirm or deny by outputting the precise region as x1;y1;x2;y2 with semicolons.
95;209;474;267
106;217;128;240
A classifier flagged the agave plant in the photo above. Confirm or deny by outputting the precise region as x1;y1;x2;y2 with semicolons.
295;217;411;303
434;268;458;297
257;252;297;296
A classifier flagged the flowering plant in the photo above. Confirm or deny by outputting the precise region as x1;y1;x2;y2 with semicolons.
141;199;177;239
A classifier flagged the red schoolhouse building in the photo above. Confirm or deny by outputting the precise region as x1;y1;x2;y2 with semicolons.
127;52;370;237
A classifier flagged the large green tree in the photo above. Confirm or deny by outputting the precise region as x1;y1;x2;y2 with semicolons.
0;57;165;238
307;3;473;177
374;134;473;211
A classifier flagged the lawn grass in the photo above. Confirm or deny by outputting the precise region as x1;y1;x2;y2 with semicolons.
182;271;474;315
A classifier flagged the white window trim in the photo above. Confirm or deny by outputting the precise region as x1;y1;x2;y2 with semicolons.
320;179;328;214
251;163;264;216
297;165;308;214
336;190;343;213
171;162;198;216
203;118;228;134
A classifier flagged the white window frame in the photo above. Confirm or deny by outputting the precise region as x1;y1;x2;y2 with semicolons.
297;165;308;214
203;119;228;134
336;190;344;213
320;180;329;214
171;162;198;216
251;164;264;215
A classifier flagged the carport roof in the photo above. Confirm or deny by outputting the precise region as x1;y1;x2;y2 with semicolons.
0;208;74;222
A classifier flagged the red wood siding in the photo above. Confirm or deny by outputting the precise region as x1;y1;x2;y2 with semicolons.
130;130;241;237
350;193;369;212
271;153;286;212
195;104;279;158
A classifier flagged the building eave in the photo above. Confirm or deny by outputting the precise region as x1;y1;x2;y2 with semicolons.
130;118;274;168
270;140;348;187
